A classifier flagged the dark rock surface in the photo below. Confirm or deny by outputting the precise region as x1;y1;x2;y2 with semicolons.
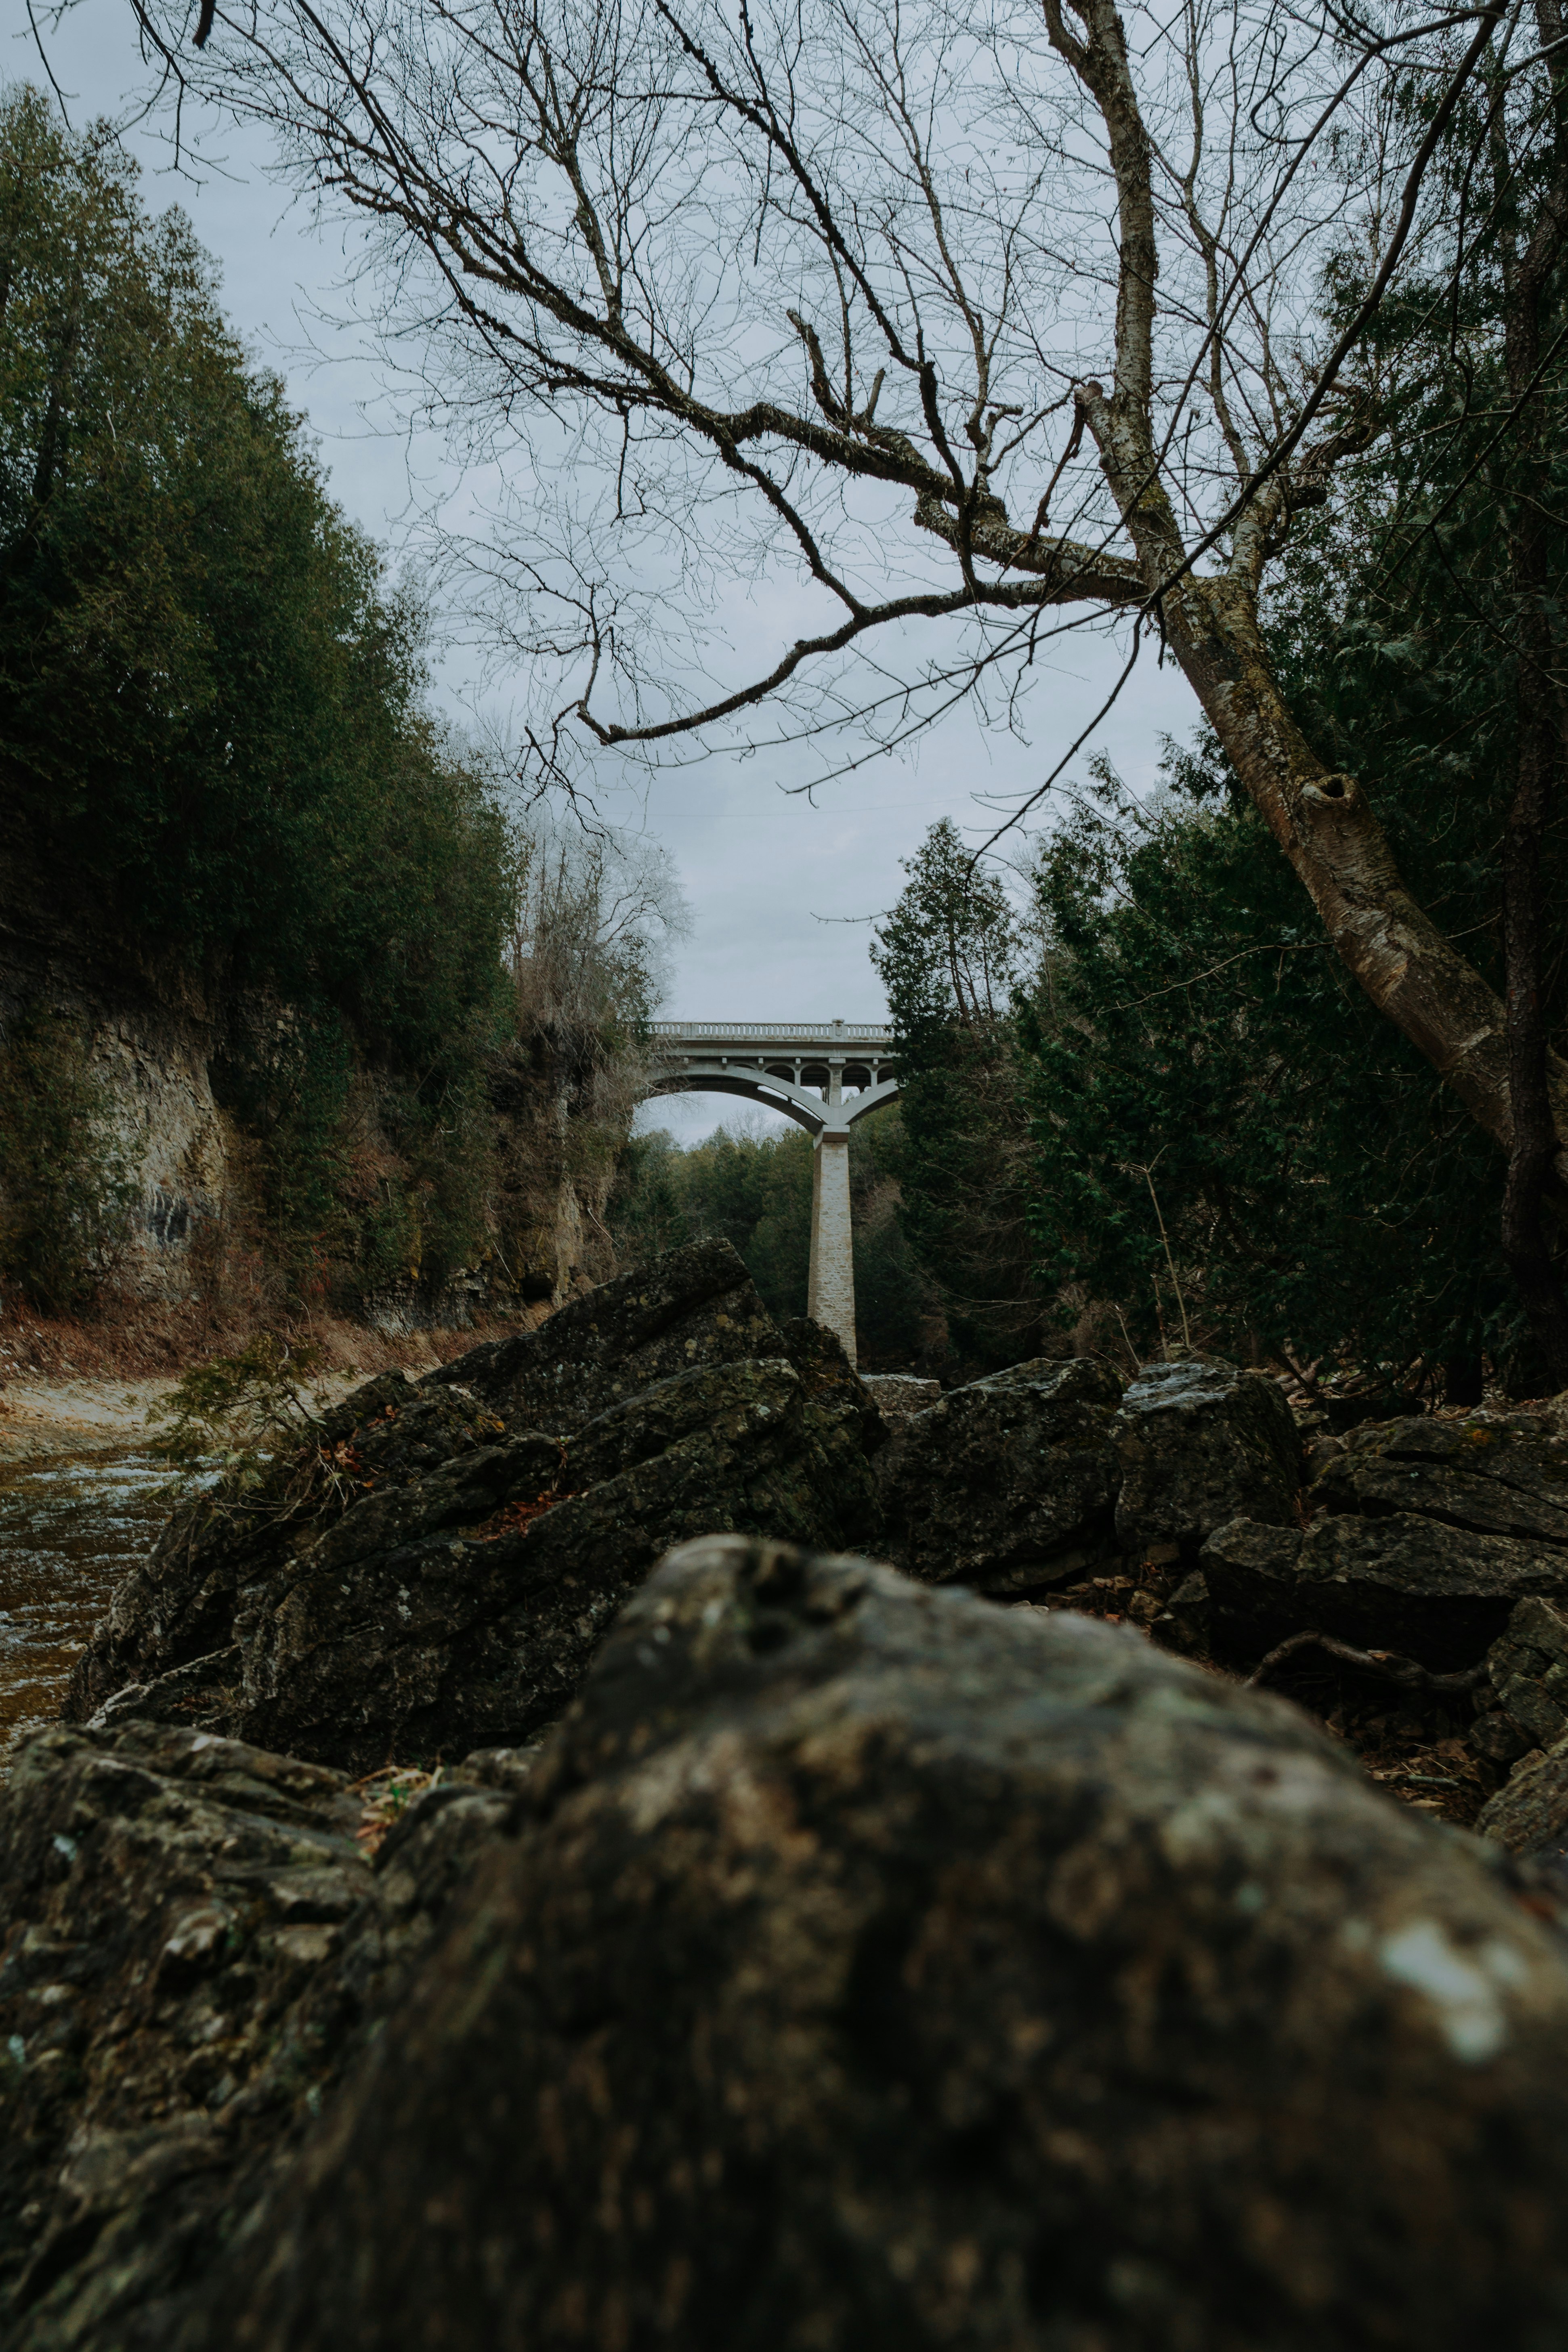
1314;1412;1568;1547
235;1356;877;1772
65;1370;510;1722
860;1372;942;1420
1477;1736;1568;1865
63;1243;883;1775
153;1536;1568;2352
1201;1511;1568;1666
0;1720;535;2350
1470;1595;1568;1762
873;1355;1124;1593
1113;1354;1301;1567
425;1234;782;1429
777;1315;888;1453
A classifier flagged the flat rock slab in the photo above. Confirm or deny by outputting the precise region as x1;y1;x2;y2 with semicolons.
860;1372;942;1420
1201;1512;1568;1668
1114;1355;1301;1565
873;1355;1123;1593
1314;1413;1568;1548
169;1537;1568;2352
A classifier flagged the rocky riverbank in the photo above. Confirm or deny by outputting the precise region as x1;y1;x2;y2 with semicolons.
4;1236;1568;2349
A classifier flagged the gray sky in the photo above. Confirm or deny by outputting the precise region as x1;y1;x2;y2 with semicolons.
20;4;1198;1139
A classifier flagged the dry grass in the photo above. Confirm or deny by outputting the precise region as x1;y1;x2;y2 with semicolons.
0;1290;553;1386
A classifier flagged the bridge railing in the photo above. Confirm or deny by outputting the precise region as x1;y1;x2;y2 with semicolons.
650;1021;894;1043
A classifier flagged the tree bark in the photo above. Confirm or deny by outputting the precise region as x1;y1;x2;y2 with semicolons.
1495;11;1568;1381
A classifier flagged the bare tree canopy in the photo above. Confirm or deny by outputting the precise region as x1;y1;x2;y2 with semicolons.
86;0;1568;1201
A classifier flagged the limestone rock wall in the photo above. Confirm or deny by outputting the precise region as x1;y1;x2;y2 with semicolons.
0;808;229;1300
0;814;620;1313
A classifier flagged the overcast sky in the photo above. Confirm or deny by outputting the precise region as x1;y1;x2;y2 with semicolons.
20;6;1197;1137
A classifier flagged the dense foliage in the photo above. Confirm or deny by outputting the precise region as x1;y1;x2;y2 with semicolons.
1021;755;1513;1384
869;820;1053;1374
882;706;1550;1388
0;90;517;1305
868;75;1568;1399
1014;147;1568;1390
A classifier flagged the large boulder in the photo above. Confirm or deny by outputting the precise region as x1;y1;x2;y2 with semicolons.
873;1355;1124;1593
1200;1511;1568;1667
425;1234;783;1427
64;1242;882;1773
0;1718;536;2348
233;1357;877;1771
1113;1355;1301;1568
159;1536;1568;2352
64;1369;502;1719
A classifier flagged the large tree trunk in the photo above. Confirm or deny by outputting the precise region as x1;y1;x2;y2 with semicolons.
1495;21;1568;1378
1053;0;1568;1194
1163;568;1556;1171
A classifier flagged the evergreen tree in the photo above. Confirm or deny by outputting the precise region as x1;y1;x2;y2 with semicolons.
870;821;1049;1374
0;89;514;1303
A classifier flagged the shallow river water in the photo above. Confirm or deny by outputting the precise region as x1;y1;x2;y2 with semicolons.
0;1450;168;1758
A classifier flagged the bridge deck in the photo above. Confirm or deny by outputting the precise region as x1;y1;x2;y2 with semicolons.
651;1020;893;1046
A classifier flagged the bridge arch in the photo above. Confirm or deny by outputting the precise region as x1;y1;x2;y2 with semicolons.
645;1020;900;1366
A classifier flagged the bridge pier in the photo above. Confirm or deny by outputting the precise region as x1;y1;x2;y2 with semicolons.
807;1133;856;1365
644;1019;898;1372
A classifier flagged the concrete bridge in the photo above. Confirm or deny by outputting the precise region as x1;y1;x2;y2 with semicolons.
646;1020;899;1366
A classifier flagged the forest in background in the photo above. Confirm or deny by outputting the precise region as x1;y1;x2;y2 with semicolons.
0;90;676;1336
123;0;1568;1404
13;23;1568;1402
608;31;1568;1401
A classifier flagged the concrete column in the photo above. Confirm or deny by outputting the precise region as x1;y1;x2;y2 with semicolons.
807;1131;856;1366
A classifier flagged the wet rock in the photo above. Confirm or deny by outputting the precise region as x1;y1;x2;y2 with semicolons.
873;1355;1123;1593
0;1718;531;2348
171;1536;1568;2352
860;1372;942;1420
426;1235;781;1428
1314;1412;1568;1548
1201;1512;1568;1667
1113;1355;1301;1568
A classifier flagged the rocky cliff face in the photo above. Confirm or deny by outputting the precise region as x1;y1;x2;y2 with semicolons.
0;818;620;1316
0;810;229;1300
